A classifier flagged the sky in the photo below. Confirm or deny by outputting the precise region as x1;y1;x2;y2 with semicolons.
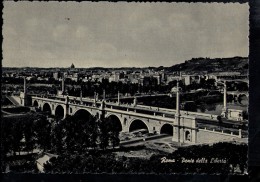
3;2;249;68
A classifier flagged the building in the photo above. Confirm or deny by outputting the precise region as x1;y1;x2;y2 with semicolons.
53;72;60;80
182;75;201;85
153;75;161;85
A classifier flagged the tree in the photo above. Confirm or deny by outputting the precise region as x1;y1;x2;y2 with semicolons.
23;119;36;154
205;79;216;89
99;120;109;150
103;117;121;149
34;114;51;152
58;111;100;154
10;121;23;155
50;120;64;154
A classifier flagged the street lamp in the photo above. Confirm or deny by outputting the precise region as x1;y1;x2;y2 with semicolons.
23;76;27;95
217;81;228;118
118;90;120;105
171;79;182;144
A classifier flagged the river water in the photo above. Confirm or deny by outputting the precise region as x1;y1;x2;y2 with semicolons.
197;97;248;115
117;95;248;116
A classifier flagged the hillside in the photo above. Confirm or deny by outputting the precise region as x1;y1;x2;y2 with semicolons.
166;57;248;74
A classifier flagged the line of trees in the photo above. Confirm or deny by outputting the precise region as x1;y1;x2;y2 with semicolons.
1;113;51;157
1;110;121;172
1;113;51;172
50;112;121;155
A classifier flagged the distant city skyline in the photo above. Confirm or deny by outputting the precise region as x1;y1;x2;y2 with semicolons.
3;2;249;68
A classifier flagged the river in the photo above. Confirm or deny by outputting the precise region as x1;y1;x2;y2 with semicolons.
197;96;248;115
116;95;248;116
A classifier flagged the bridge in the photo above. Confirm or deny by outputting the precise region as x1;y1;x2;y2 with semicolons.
9;77;247;144
31;94;199;144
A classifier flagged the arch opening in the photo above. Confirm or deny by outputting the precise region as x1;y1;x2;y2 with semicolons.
55;105;64;120
160;124;173;135
33;100;39;108
43;103;51;115
185;130;191;141
105;115;122;132
129;119;148;133
74;109;94;120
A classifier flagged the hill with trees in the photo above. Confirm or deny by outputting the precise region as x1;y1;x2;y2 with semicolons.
165;57;248;74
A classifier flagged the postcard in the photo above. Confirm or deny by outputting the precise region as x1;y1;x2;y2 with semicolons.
1;1;249;177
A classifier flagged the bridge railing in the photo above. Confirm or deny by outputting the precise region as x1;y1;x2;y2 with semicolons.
135;104;219;120
32;95;219;121
32;96;65;102
198;127;243;138
104;102;219;120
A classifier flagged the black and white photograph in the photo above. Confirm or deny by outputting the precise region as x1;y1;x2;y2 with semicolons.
1;1;249;176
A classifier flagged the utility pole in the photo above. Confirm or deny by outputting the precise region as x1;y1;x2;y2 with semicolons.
172;73;182;145
22;77;27;106
62;77;65;94
118;91;120;105
222;81;228;118
80;90;83;104
24;77;27;95
175;80;181;144
94;92;96;107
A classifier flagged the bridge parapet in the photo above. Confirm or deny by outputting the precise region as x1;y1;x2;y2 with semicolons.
199;127;243;139
32;96;65;104
32;95;220;121
105;103;218;122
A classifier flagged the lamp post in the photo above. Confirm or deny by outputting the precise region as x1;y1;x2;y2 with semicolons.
80;90;83;104
218;81;228;118
223;81;227;114
118;91;120;105
62;78;65;94
175;80;181;144
171;79;182;145
22;76;27;106
94;92;97;107
23;76;27;95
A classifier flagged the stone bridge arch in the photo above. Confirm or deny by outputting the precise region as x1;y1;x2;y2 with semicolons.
73;108;95;118
104;114;123;132
55;105;65;120
33;100;39;108
185;130;191;141
42;103;52;115
160;123;173;135
128;119;150;133
71;108;95;117
105;113;129;132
